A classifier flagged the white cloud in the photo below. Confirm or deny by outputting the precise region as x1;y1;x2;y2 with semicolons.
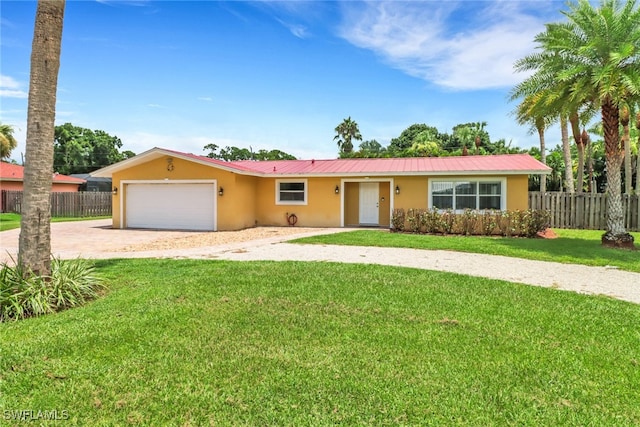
338;1;552;90
197;97;213;102
0;89;27;99
0;75;27;98
276;19;309;39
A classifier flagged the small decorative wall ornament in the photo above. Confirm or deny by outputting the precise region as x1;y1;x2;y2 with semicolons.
335;185;340;194
395;185;400;195
167;157;174;171
218;187;224;196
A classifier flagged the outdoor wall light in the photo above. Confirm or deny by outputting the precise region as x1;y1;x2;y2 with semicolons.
395;185;400;195
218;187;224;196
335;185;340;194
112;187;118;196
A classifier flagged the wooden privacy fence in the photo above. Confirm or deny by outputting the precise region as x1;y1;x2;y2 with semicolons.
1;190;112;217
529;191;639;231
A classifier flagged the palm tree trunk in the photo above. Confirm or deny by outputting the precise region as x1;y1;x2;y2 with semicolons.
601;98;631;246
537;126;547;193
621;107;632;194
561;115;574;193
18;0;65;277
577;145;585;193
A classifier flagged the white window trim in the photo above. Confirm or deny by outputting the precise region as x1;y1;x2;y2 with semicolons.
275;179;308;205
428;177;507;212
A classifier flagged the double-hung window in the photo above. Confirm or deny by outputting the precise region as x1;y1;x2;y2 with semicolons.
276;179;307;205
430;179;505;211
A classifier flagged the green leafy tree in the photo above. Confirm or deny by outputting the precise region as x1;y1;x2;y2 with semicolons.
389;124;442;155
0;123;18;160
53;123;130;174
353;139;386;158
255;149;296;161
513;94;554;192
512;0;640;247
19;0;65;277
203;144;296;161
334;117;362;157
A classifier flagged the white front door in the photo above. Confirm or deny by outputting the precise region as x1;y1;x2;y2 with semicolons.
359;182;379;225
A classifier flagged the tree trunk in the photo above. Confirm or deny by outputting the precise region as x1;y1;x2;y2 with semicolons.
601;98;633;248
537;125;547;193
621;107;632;194
561;115;574;193
577;144;585;193
18;0;66;276
569;112;583;193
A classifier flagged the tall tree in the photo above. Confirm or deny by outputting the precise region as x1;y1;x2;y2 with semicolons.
19;0;65;276
620;105;633;194
513;0;640;247
637;111;640;193
334;117;362;157
513;94;552;192
53;123;130;174
560;116;575;192
0;123;18;160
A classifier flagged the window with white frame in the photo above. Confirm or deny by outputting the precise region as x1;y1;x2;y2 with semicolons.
430;179;505;211
276;180;307;205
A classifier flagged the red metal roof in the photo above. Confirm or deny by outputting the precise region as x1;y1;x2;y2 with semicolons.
0;162;86;184
90;147;551;178
227;153;550;176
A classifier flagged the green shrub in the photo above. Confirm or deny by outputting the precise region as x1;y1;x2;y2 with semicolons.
0;257;104;322
391;209;550;238
391;208;405;231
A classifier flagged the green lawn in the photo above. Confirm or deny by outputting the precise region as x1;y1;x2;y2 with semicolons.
0;213;110;232
292;229;640;273
2;259;639;425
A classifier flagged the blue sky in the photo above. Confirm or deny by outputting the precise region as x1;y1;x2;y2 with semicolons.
1;0;565;163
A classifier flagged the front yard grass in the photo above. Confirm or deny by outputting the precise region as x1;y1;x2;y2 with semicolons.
0;213;110;231
292;229;640;273
1;259;639;425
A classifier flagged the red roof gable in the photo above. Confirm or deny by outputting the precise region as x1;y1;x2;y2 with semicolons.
0;162;86;184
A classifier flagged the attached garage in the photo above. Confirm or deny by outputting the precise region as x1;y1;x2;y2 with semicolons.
124;181;217;231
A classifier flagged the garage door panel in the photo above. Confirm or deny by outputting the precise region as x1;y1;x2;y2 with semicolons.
126;183;216;231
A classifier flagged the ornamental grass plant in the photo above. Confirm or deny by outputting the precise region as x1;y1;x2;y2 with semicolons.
0;257;103;322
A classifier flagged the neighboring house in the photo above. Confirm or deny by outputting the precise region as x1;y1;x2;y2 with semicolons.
70;174;112;192
1;162;86;211
90;147;550;231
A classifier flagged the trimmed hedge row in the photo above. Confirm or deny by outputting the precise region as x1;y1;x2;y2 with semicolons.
391;208;551;238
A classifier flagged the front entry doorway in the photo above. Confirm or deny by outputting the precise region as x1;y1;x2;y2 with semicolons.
359;182;379;225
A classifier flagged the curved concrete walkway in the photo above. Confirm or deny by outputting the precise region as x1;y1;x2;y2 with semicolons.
1;220;639;304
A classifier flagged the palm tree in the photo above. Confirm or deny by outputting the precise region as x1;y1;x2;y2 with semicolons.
560;116;575;192
334;117;362;157
513;0;640;248
0;123;18;160
636;111;640;193
620;104;633;194
18;0;65;276
513;94;552;192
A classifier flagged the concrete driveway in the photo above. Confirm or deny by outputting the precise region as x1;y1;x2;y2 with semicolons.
0;219;344;263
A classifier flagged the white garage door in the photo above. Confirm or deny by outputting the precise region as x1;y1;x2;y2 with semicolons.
126;183;216;231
